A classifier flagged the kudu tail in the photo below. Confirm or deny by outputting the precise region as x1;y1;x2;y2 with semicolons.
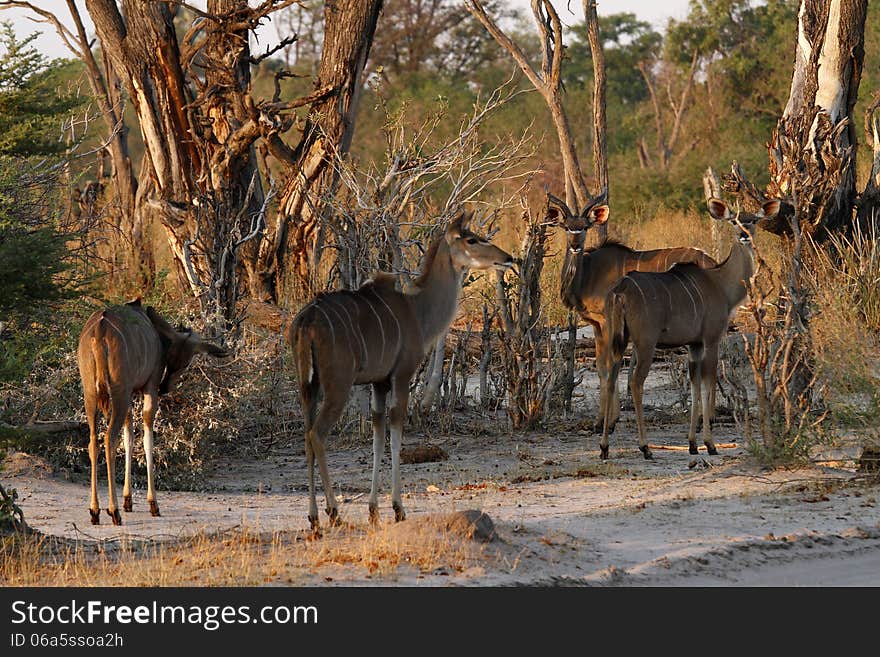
289;311;320;432
89;317;112;415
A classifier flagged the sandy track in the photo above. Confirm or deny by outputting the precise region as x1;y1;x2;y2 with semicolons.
5;415;879;586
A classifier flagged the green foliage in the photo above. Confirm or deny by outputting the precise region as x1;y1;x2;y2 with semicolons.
0;22;81;157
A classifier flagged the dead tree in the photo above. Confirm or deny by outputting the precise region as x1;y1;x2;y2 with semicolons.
72;0;383;326
767;0;867;237
466;0;607;243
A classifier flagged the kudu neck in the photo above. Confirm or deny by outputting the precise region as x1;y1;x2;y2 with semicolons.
716;240;755;309
410;238;463;345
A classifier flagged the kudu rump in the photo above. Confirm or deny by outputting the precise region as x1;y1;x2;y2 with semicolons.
545;193;716;433
600;198;781;460
289;213;513;531
77;300;228;525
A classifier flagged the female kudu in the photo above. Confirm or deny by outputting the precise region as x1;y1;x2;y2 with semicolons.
78;300;228;525
545;193;717;434
600;198;781;460
289;212;513;531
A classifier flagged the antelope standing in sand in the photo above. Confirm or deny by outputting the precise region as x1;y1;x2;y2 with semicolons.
545;193;716;433
77;300;228;525
288;212;514;531
600;197;781;460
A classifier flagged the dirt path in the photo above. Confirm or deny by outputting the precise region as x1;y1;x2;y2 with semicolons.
5;415;879;586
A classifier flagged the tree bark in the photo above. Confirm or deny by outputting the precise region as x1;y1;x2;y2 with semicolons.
769;0;866;236
264;0;384;302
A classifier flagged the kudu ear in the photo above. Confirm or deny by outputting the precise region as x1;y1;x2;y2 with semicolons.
146;306;180;342
760;199;781;218
589;204;610;225
445;211;465;242
707;198;732;221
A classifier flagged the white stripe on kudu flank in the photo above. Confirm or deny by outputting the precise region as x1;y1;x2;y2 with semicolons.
624;275;649;310
673;272;699;319
363;291;388;360
103;316;131;362
369;289;401;356
681;270;706;316
313;304;337;347
321;300;356;356
328;297;368;363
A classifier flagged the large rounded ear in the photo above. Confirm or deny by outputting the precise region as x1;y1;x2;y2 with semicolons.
760;199;781;218
445;211;465;242
589;204;610;225
707;198;731;221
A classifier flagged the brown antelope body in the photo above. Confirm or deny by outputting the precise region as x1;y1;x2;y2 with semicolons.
600;198;780;459
545;193;716;433
77;300;227;525
288;213;513;530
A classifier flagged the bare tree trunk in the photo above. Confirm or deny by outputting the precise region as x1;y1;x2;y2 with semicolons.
265;0;384;303
769;0;866;236
584;0;607;247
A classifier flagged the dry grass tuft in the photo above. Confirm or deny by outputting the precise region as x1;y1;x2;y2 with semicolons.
1;514;491;586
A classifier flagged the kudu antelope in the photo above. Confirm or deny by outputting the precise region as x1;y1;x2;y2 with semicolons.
77;299;228;525
288;212;513;530
545;193;716;434
600;197;781;460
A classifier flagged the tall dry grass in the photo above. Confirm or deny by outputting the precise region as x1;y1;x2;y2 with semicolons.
1;515;490;586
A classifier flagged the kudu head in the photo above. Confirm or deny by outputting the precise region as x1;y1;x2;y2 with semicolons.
706;197;781;247
146;307;229;395
445;210;514;273
545;192;610;254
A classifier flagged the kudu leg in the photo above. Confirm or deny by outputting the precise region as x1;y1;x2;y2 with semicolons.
122;414;133;512
86;404;101;525
298;378;319;530
593;326;619;434
389;376;410;522
310;391;349;528
687;346;704;455
630;344;656;460
600;356;623;460
143;391;160;517
701;345;720;455
103;404;126;526
368;383;389;524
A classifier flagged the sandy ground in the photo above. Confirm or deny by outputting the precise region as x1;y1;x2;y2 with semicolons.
4;362;880;587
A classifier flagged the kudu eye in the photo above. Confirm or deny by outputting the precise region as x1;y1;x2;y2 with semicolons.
466;237;478;245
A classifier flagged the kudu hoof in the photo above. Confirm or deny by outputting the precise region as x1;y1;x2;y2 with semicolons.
106;508;122;526
392;503;406;523
89;509;100;525
326;507;340;527
149;501;160;517
639;445;654;460
689;443;699;456
123;496;133;513
599;445;609;460
706;444;719;456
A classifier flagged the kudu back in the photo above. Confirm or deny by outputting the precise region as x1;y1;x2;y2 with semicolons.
77;299;227;525
600;198;781;460
545;192;717;433
288;212;513;531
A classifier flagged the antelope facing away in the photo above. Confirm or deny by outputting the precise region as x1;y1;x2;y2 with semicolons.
545;192;716;434
77;299;228;525
288;212;514;531
600;197;781;460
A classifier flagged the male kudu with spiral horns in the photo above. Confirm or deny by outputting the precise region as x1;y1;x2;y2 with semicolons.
545;192;717;439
